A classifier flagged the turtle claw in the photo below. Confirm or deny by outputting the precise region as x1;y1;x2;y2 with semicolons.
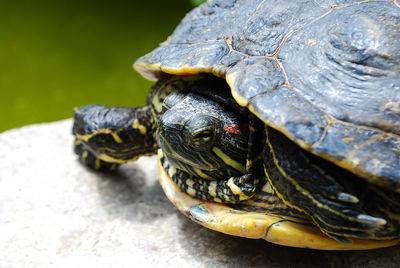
337;192;359;204
311;208;389;242
357;214;387;226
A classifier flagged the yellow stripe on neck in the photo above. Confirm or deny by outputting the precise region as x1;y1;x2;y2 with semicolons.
212;147;246;173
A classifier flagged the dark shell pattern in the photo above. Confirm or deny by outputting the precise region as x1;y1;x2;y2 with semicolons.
134;0;400;190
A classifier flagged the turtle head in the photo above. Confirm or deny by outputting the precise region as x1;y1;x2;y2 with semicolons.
156;92;249;179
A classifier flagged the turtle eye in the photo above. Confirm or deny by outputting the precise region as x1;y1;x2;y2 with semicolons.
191;129;214;147
187;115;220;149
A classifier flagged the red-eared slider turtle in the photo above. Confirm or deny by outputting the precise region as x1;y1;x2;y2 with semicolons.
72;0;400;250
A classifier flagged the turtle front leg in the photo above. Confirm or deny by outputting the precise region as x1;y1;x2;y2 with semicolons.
159;150;264;203
72;104;158;171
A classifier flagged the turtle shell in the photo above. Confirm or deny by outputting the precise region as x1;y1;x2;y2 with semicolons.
135;0;400;190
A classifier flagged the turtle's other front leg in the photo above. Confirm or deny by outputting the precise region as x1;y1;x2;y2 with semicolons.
159;150;264;203
72;104;158;171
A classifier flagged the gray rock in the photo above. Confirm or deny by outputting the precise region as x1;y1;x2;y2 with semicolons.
0;120;399;267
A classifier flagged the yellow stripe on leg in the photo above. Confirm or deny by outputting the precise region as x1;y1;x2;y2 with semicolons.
227;177;252;201
76;128;123;143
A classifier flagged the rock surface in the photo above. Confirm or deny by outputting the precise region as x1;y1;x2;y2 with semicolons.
0;119;399;267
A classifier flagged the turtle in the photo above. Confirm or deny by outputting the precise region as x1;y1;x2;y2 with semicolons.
72;0;400;250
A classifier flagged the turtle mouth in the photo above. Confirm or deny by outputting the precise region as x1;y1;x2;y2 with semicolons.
165;152;219;172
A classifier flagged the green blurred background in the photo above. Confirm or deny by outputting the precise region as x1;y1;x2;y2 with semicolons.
0;0;204;132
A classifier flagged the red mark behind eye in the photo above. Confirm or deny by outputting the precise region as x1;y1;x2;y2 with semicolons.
224;124;249;136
